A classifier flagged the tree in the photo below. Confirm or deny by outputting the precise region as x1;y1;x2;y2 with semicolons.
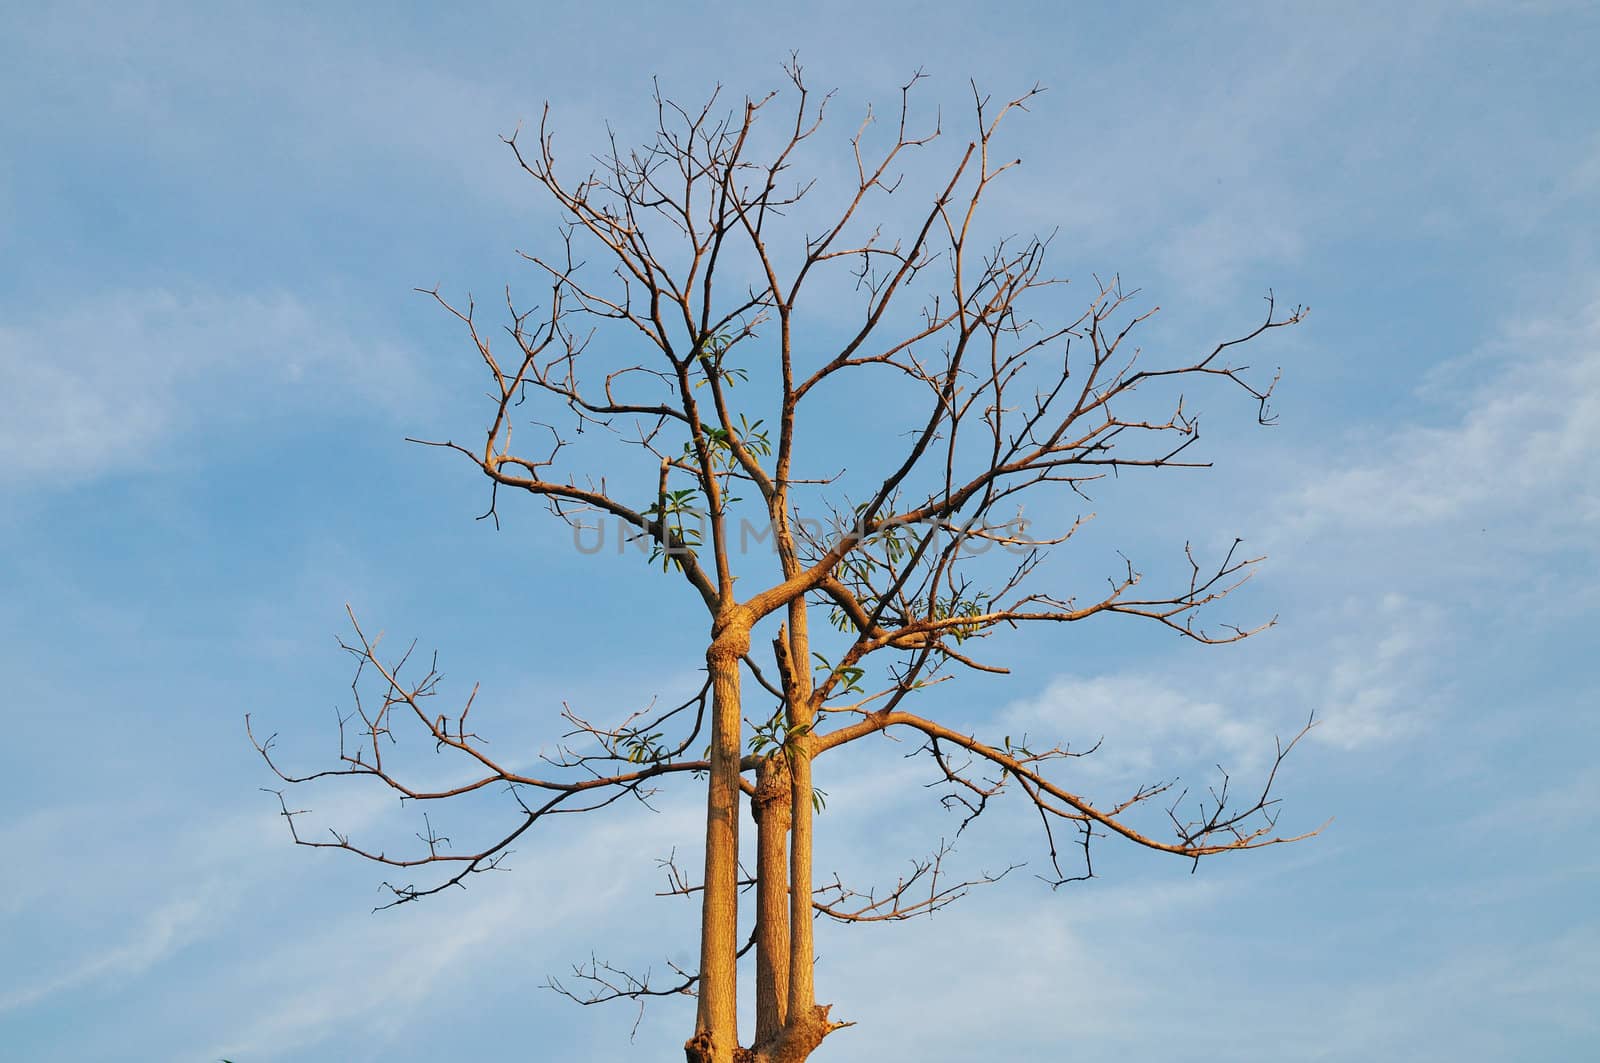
251;62;1316;1063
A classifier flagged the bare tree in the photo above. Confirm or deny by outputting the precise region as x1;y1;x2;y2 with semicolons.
252;62;1316;1063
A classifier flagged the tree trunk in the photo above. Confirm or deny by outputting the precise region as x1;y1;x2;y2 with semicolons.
691;604;844;1063
735;602;847;1062
689;620;749;1063
783;601;817;1020
752;753;792;1044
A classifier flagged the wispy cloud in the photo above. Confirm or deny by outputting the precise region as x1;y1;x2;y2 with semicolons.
1172;290;1598;752
209;886;535;1061
203;797;706;1062
1301;926;1600;1059
1002;673;1271;780
1260;591;1447;750
0;288;422;487
1288;290;1600;546
0;891;220;1014
0;789;396;1015
988;590;1443;805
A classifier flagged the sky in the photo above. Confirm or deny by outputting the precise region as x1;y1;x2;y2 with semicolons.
2;1;1598;1060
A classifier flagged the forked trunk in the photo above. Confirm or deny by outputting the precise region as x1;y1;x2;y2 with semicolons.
690;607;843;1063
740;606;847;1063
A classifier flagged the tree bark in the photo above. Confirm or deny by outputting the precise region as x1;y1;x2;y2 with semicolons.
752;753;792;1044
690;618;750;1063
783;601;818;1021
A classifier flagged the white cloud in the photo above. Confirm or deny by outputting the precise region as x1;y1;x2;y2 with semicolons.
0;288;422;486
210;886;536;1060
984;576;1446;820
1204;287;1600;750
1304;926;1600;1058
0;789;396;1015
1289;291;1600;545
0;891;220;1014
1002;672;1271;781
202;795;706;1062
1465;764;1600;836
818;896;1143;1058
1260;591;1446;751
1158;212;1306;299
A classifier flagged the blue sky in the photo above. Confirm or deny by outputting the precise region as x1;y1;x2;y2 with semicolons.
2;2;1597;1060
